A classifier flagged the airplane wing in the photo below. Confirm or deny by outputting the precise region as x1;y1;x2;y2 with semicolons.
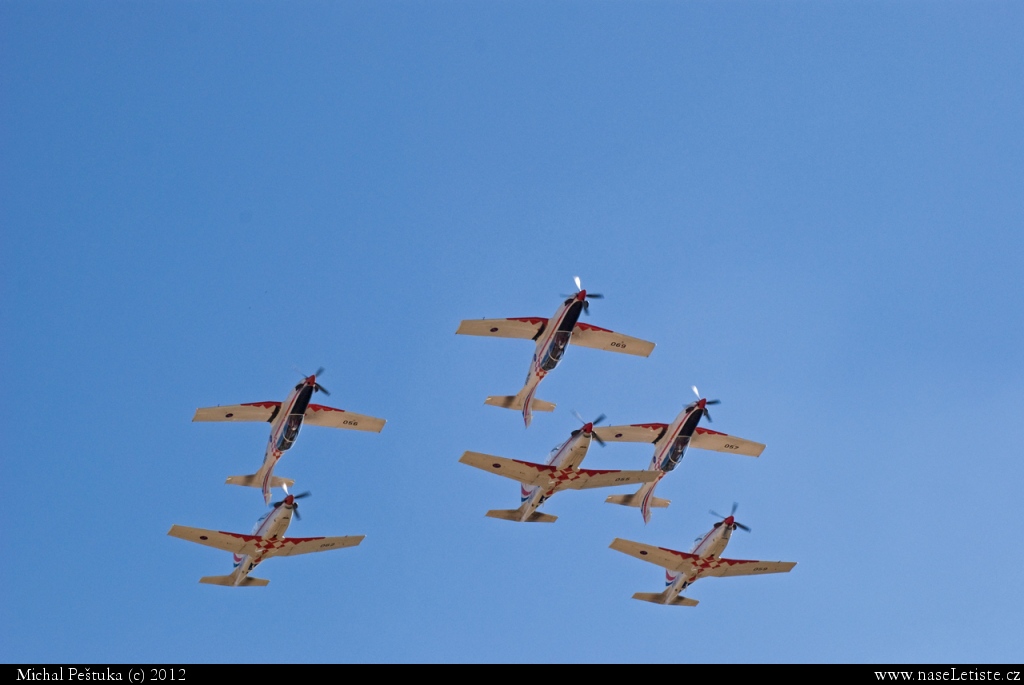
192;402;280;423
168;525;364;558
570;323;655;357
459;451;554;486
559;468;662;490
593;423;668;444
609;538;699;574
697;557;796;578
459;452;662;492
167;525;261;556
262;535;365;558
456;317;547;340
690;427;765;457
304;404;386;433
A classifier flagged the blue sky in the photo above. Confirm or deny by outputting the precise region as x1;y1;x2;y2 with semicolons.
2;1;1022;663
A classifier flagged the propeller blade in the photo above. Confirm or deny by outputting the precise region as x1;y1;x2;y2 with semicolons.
314;367;325;377
702;408;712;422
293;507;301;521
572;410;585;424
294;491;312;500
574;275;582;292
593;413;606;426
731;502;738;515
587;293;604;299
709;509;726;519
734;522;750;532
592;433;606;447
706;399;721;406
692;386;701;400
582;300;590;315
315;383;331;396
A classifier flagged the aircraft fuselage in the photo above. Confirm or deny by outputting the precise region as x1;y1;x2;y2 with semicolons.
262;380;317;467
663;519;736;598
516;428;593;521
648;401;705;474
517;294;587;402
228;500;296;587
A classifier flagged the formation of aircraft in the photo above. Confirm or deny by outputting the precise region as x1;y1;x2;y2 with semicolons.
168;488;364;587
610;504;796;607
456;277;655;427
193;368;386;504
595;387;765;523
170;277;794;603
459;414;660;523
170;368;384;587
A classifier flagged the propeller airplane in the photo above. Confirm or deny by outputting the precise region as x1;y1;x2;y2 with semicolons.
193;368;387;504
595;387;765;523
456;277;655;427
458;413;662;523
167;488;364;587
609;504;796;607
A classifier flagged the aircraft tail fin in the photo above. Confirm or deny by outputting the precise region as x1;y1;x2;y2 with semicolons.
485;508;558;523
199;575;270;587
632;591;698;607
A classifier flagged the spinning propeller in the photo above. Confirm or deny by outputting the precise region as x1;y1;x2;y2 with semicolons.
563;276;603;315
300;366;330;396
273;484;311;520
691;386;721;422
572;410;607;446
709;502;750;532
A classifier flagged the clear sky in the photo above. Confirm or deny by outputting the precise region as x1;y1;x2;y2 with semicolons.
2;1;1022;664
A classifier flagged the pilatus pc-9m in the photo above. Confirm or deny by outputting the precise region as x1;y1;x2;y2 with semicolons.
193;369;386;504
457;277;654;427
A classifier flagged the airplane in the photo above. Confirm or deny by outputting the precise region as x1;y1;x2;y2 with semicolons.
167;489;364;587
458;414;662;523
594;387;765;523
456;277;655;427
192;368;386;504
609;504;796;607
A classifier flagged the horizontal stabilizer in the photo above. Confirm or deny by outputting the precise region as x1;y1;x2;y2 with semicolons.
225;473;295;489
606;493;670;508
485;509;558;523
199;575;270;587
632;591;698;607
484;395;556;412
